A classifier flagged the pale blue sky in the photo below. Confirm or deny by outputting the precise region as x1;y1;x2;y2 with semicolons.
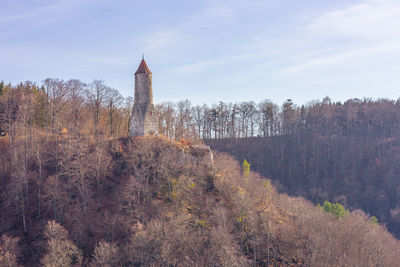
1;0;400;105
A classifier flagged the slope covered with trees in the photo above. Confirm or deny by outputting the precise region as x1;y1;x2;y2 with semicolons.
204;100;400;238
1;135;399;266
1;79;400;265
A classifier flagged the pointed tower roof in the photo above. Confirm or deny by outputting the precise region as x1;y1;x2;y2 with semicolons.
135;58;152;75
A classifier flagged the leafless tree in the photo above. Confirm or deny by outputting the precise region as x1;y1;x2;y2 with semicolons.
86;80;109;135
105;88;123;136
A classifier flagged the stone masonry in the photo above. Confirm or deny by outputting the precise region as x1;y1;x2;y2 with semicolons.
129;58;158;136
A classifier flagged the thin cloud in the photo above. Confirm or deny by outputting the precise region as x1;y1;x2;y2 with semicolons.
283;0;400;73
0;0;104;23
142;30;180;51
0;0;72;22
138;2;237;57
203;4;234;20
310;0;400;40
283;50;357;73
172;54;254;74
283;43;400;74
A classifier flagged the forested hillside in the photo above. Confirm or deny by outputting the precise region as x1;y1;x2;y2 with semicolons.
2;79;400;265
204;99;400;238
1;135;399;266
206;135;400;237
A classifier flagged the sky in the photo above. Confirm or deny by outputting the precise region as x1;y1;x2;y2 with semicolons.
1;0;400;106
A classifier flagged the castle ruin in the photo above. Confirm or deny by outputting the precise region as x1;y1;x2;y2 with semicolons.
129;57;158;136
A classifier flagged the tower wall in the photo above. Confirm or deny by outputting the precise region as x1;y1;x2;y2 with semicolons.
135;73;153;105
129;60;158;137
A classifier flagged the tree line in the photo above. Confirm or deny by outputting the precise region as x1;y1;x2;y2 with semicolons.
3;79;400;141
158;96;400;140
0;79;130;142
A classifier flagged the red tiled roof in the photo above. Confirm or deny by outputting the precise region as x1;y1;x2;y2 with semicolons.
135;59;152;75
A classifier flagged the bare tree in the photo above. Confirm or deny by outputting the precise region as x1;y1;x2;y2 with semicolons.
191;105;204;138
175;100;193;140
258;100;278;137
65;79;86;136
91;241;120;267
86;80;108;135
0;235;20;266
41;221;82;267
43;78;68;138
105;88;123;136
123;96;134;135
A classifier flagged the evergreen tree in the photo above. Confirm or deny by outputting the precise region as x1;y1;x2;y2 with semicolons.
242;159;251;176
322;201;349;218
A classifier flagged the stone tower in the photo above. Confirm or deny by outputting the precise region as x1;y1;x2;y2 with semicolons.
129;57;158;136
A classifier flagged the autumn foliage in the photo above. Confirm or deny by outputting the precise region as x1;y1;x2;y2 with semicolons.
0;135;399;266
1;80;400;265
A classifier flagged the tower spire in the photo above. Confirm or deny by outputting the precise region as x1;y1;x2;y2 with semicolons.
135;56;152;75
